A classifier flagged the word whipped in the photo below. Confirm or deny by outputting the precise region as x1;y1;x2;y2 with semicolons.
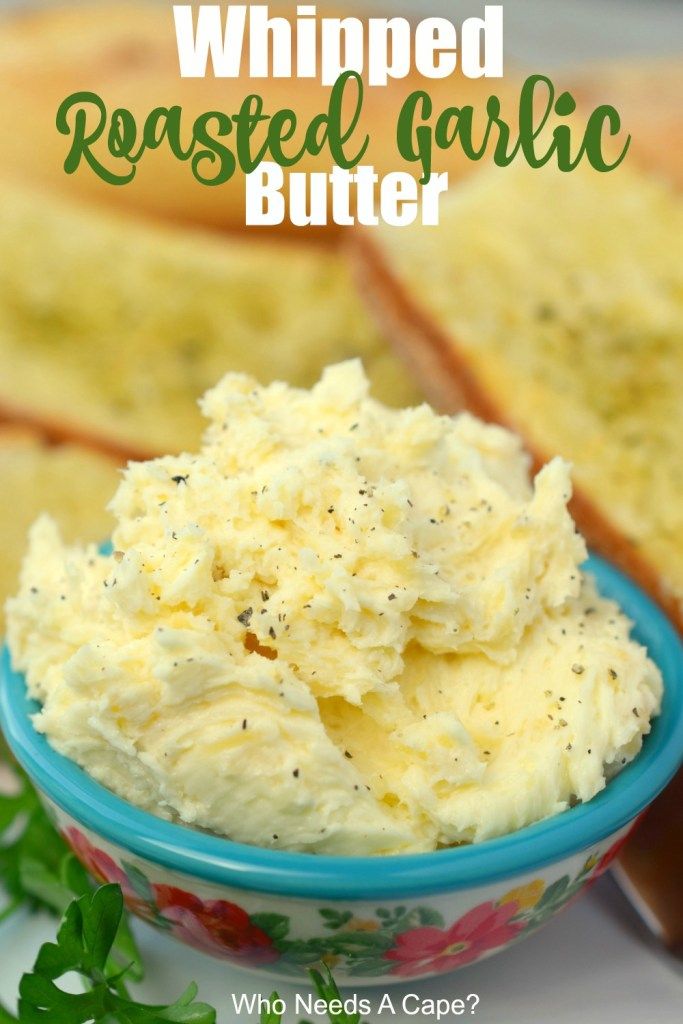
173;3;504;85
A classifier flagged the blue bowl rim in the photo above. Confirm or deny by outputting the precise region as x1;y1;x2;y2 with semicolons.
1;554;681;901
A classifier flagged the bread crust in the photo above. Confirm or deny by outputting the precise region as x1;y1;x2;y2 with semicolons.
351;231;683;634
0;399;152;463
0;424;43;450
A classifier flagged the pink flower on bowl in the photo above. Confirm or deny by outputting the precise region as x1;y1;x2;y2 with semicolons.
385;899;524;977
153;884;279;965
63;826;154;919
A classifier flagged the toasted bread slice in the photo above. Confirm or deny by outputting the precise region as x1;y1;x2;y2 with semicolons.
0;2;521;236
0;428;119;635
0;180;420;458
355;163;683;631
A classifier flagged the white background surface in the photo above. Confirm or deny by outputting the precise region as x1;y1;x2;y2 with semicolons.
0;0;681;1020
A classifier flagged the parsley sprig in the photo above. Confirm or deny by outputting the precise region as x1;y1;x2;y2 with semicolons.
15;884;216;1023
0;770;84;922
0;757;365;1023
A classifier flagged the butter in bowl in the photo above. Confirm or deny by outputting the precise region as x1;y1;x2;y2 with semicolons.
1;363;681;983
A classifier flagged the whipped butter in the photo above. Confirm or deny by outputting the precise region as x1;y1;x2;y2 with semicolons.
6;362;662;854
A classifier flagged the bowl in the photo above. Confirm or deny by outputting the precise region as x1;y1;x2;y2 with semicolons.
1;555;681;984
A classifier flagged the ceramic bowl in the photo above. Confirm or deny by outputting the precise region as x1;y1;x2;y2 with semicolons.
1;555;681;984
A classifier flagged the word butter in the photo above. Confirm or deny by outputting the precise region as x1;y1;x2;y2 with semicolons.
246;163;449;227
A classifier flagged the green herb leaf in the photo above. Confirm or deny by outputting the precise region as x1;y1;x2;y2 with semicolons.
309;965;366;1024
259;992;284;1024
1;755;361;1024
0;1000;18;1024
18;885;216;1024
1;759;144;990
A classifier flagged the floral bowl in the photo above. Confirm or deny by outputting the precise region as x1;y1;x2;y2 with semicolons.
1;556;681;984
